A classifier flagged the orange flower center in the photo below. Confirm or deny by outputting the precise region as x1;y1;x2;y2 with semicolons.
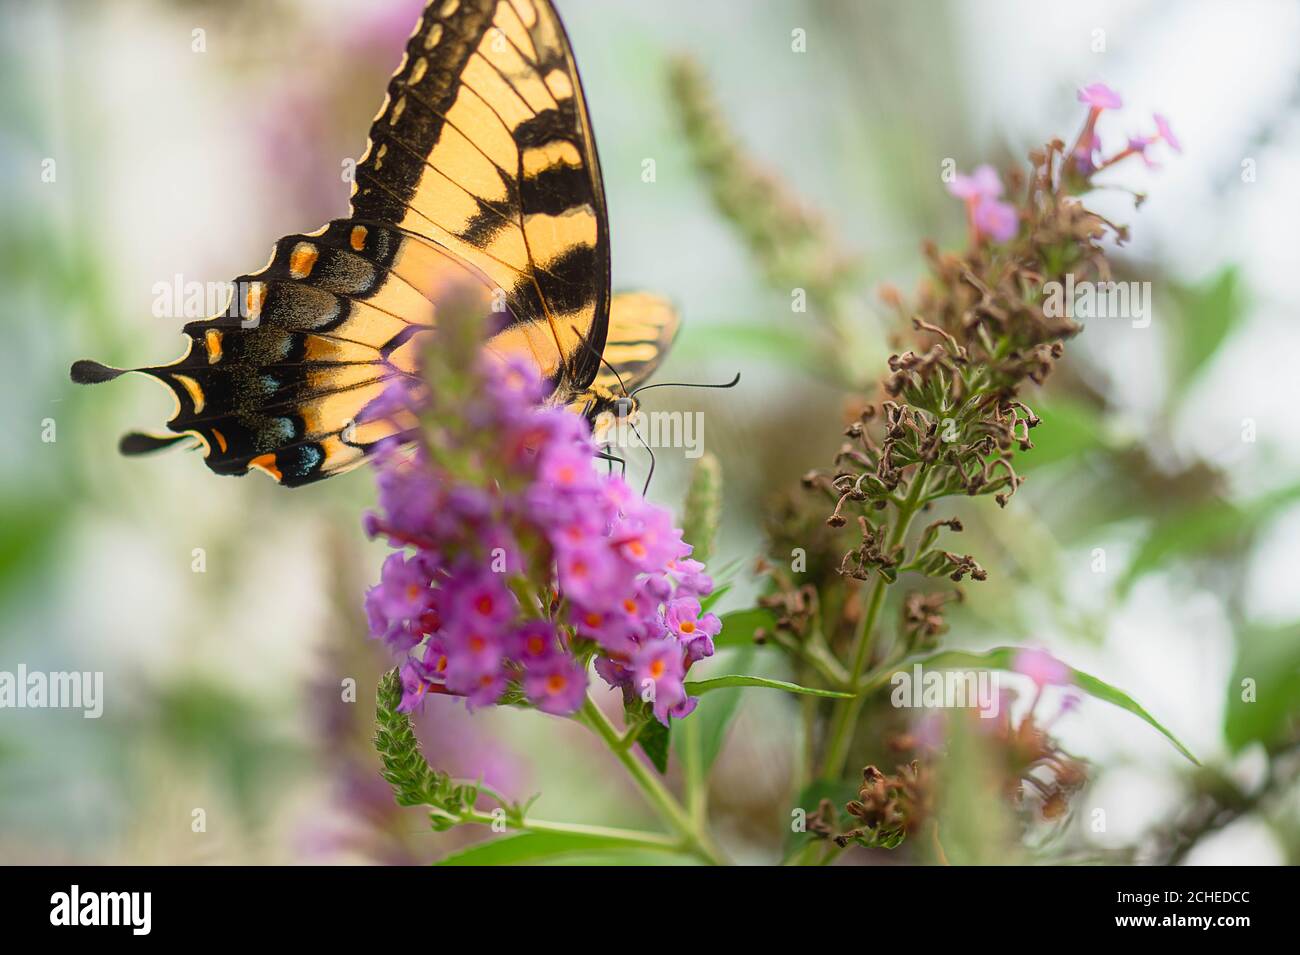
546;673;568;693
649;659;666;680
680;620;696;634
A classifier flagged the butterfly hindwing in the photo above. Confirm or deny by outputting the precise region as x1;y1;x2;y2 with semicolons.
564;291;681;433
72;220;505;486
597;292;681;393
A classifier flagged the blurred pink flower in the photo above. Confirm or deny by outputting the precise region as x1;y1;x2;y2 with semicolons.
1078;82;1123;111
948;165;1018;243
1097;113;1182;172
1013;648;1073;688
1154;113;1182;153
946;164;1004;201
973;197;1019;242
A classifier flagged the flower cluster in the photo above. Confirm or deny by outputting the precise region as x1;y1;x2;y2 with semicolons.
811;677;1088;853
1072;82;1181;176
790;83;1178;598
362;315;719;724
743;85;1165;833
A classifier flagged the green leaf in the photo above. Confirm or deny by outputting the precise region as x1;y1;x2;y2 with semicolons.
675;646;755;773
1224;622;1300;754
714;607;776;648
638;716;671;774
534;848;699;866
893;647;1200;765
705;555;748;592
436;831;677;866
623;698;671;773
699;583;731;612
673;320;822;373
685;674;852;699
1170;266;1244;395
1012;397;1108;472
1119;482;1300;595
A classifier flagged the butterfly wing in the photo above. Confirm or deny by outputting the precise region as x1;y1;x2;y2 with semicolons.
565;291;681;432
351;0;611;396
71;0;615;486
73;221;507;485
595;291;681;393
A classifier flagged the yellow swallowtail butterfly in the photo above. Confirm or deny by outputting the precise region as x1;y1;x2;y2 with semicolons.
70;0;679;486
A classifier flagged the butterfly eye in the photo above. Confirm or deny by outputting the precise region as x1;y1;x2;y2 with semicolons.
614;397;633;418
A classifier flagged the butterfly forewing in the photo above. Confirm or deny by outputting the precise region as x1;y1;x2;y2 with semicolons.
351;0;611;395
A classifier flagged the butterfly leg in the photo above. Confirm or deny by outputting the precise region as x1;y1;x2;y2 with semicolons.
595;449;624;475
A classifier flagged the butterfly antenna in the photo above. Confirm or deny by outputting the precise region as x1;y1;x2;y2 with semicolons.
630;418;656;496
629;372;741;398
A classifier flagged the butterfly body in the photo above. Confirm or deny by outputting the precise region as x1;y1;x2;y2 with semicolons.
71;0;678;486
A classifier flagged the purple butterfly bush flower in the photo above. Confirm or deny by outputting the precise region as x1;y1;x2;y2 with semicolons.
1013;647;1073;689
1153;113;1181;153
360;311;719;724
1069;83;1121;174
523;656;589;716
666;556;713;598
946;164;1004;203
1121;113;1184;169
942;85;1180;237
511;619;560;664
1077;81;1123;111
972;194;1019;243
1065;84;1182;176
664;596;721;662
630;639;691;724
947;164;1019;243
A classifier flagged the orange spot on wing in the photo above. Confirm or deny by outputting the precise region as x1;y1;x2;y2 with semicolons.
350;226;368;251
205;329;223;364
171;374;205;414
289;242;319;279
249;453;282;481
245;282;267;321
211;428;228;453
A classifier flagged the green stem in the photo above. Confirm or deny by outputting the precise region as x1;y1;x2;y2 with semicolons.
578;695;726;865
767;627;850;687
680;713;708;829
819;473;928;781
454;809;682;852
